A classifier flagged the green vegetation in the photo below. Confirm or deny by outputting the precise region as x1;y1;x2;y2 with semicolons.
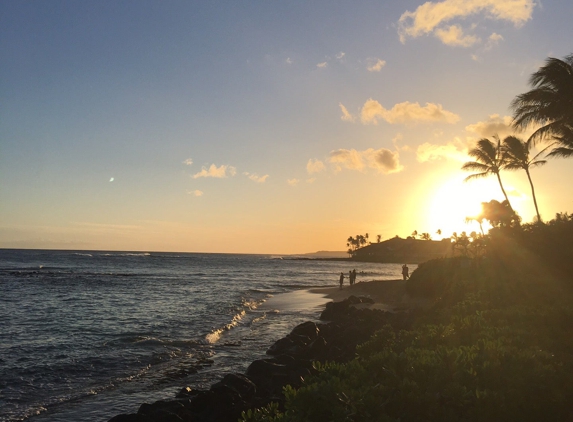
244;53;573;422
242;215;573;421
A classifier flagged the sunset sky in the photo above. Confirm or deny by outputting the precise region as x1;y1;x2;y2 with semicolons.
1;0;572;254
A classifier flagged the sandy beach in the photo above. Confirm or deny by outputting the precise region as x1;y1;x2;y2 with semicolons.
309;279;427;312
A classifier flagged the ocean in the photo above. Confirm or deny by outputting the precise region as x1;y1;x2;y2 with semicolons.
0;249;407;422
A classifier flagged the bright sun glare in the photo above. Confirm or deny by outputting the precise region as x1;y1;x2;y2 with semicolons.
427;176;505;238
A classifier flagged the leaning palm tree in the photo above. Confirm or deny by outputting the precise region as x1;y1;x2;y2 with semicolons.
501;135;552;222
462;136;513;210
511;54;573;150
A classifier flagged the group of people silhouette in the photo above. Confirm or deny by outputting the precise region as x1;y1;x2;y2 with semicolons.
338;269;358;289
338;265;409;289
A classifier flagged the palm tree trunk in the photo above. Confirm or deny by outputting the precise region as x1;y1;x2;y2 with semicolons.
525;169;542;222
495;171;513;210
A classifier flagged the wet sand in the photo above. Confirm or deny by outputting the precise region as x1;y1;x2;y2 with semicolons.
309;279;427;311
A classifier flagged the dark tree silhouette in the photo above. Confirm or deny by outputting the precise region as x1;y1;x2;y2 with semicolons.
511;53;573;153
501;135;552;222
462;136;513;210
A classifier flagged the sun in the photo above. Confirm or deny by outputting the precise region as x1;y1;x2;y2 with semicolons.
426;176;504;238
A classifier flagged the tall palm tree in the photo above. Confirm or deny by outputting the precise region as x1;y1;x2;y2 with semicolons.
501;135;552;222
462;136;513;210
547;125;573;158
511;54;573;150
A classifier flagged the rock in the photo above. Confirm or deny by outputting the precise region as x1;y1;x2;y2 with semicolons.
290;321;320;339
211;373;256;402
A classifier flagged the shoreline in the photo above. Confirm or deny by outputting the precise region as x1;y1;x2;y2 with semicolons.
308;278;428;312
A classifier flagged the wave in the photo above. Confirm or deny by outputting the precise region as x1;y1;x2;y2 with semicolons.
204;296;268;344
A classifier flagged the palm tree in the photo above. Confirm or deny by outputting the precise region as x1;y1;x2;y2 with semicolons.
547;124;573;158
462;136;513;210
511;54;573;150
501;135;552;222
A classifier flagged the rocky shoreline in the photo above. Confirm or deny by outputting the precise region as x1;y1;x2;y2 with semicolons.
107;295;413;422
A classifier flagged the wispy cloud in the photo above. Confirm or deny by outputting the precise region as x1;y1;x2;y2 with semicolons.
398;0;535;45
367;58;386;72
335;51;346;60
434;25;480;47
416;138;469;162
244;172;269;183
361;99;460;125
188;190;204;197
287;178;300;186
183;158;193;166
465;114;514;138
339;103;356;122
328;148;403;174
286;57;293;64
307;159;326;174
316;62;328;68
485;32;504;49
192;164;237;179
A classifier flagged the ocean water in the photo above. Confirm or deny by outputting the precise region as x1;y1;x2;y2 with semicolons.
0;249;407;422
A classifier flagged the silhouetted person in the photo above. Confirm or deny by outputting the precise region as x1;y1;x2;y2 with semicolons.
349;270;353;286
402;264;409;280
339;272;344;289
352;269;357;284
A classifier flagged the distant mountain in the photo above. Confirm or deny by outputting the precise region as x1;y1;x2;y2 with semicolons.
293;250;349;259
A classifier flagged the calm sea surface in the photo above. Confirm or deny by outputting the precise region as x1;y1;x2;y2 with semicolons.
0;249;407;422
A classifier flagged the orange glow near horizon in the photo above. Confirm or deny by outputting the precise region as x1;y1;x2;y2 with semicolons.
425;176;508;238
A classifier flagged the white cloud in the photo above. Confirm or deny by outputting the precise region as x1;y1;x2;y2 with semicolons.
485;32;504;49
416;138;469;162
287;178;300;186
434;25;480;47
361;99;460;125
286;57;293;64
367;58;386;72
339;103;356;122
188;190;204;197
335;51;346;60
328;148;403;174
192;164;237;179
465;114;514;138
307;159;326;174
244;172;269;183
183;158;193;166
316;62;328;68
398;0;535;44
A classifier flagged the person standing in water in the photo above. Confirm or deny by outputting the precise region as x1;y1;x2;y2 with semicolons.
339;272;344;289
402;264;409;280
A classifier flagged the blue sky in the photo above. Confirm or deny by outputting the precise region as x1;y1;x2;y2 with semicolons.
1;0;572;253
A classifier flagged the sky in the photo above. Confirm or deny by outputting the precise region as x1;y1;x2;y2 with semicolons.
1;0;572;254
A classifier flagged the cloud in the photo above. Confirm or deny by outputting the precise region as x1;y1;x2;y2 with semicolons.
328;148;403;174
416;138;469;162
183;158;193;166
360;99;460;125
465;114;514;138
287;178;300;186
188;190;204;197
243;172;269;183
339;103;356;122
192;164;237;179
335;51;345;60
286;57;293;64
316;62;328;68
367;58;386;72
434;25;480;47
307;159;326;174
398;0;535;44
485;32;504;49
